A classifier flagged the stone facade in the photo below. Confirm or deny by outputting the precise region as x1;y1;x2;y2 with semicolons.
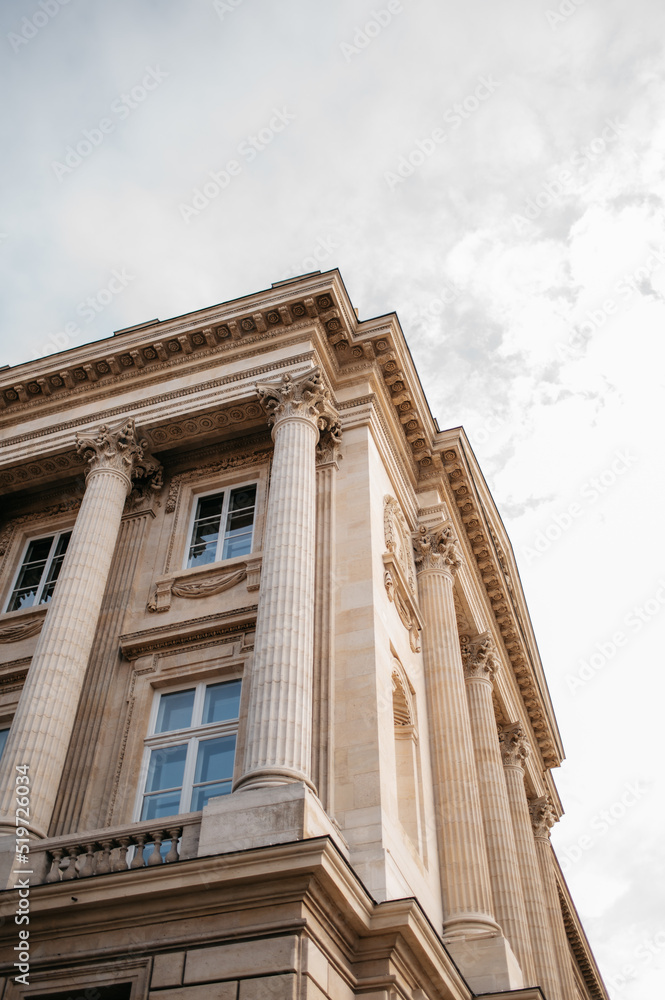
0;271;608;999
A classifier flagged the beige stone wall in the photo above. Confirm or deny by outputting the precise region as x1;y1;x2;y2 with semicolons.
0;272;608;999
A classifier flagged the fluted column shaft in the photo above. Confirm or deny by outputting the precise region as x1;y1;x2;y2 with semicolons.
413;523;498;937
312;448;338;810
463;639;536;983
237;369;340;791
531;797;579;1000
50;508;154;835
0;419;158;838
500;736;561;1000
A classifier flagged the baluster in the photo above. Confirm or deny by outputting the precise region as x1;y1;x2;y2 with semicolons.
96;839;113;875
61;845;80;880
45;847;65;883
113;836;131;871
147;830;164;865
131;832;147;868
165;828;181;864
78;842;96;878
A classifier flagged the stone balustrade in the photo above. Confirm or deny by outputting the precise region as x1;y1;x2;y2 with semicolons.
29;814;201;885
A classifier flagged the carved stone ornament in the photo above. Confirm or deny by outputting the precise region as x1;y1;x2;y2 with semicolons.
384;496;416;597
499;721;530;769
382;496;422;652
412;521;463;575
76;418;163;491
255;368;342;442
461;630;500;681
147;557;261;613
0;615;45;644
529;795;557;839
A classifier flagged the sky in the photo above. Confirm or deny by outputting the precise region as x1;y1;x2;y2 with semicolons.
1;1;664;995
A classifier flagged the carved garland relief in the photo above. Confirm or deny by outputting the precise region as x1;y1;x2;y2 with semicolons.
383;496;423;653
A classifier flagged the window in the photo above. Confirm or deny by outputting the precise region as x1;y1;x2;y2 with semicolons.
0;727;9;760
5;531;72;613
139;679;241;821
186;484;257;568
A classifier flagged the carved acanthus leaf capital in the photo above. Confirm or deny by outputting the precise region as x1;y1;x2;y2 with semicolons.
530;795;557;839
461;631;500;680
412;521;463;576
76;418;162;491
499;722;530;769
255;368;341;442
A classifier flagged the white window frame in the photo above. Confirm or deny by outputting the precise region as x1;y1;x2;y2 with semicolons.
4;529;72;613
183;479;258;570
133;677;242;822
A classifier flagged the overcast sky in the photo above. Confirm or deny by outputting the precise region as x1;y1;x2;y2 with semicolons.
2;1;664;994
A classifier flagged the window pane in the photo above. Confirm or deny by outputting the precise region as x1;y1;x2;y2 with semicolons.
187;543;217;568
194;735;236;784
22;537;54;564
190;780;232;811
7;587;39;613
12;563;47;595
0;729;9;759
229;485;256;511
141;789;182;821
222;532;253;560
155;690;195;733
196;494;224;519
52;532;71;558
191;518;221;547
144;744;187;792
203;681;242;724
41;536;71;602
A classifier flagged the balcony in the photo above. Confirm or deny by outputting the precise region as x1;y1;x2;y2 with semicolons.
25;813;201;885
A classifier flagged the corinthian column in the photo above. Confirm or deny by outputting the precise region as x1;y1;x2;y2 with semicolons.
413;523;499;938
0;419;160;839
499;725;561;1000
236;369;340;791
530;796;578;1000
463;636;536;984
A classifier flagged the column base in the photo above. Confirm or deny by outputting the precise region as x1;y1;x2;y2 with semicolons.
445;933;524;994
198;781;348;859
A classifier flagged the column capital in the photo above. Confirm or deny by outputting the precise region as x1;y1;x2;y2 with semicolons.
499;721;531;769
76;418;162;492
530;795;557;839
461;630;499;681
256;368;341;441
412;521;463;576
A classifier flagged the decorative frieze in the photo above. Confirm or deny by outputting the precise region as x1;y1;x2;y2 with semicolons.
147;556;262;613
0;608;47;644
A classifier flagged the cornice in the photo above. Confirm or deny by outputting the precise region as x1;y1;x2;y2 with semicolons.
436;430;563;770
554;856;610;1000
2;273;441;491
119;607;258;660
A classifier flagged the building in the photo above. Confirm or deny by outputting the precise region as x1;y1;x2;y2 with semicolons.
0;270;608;999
